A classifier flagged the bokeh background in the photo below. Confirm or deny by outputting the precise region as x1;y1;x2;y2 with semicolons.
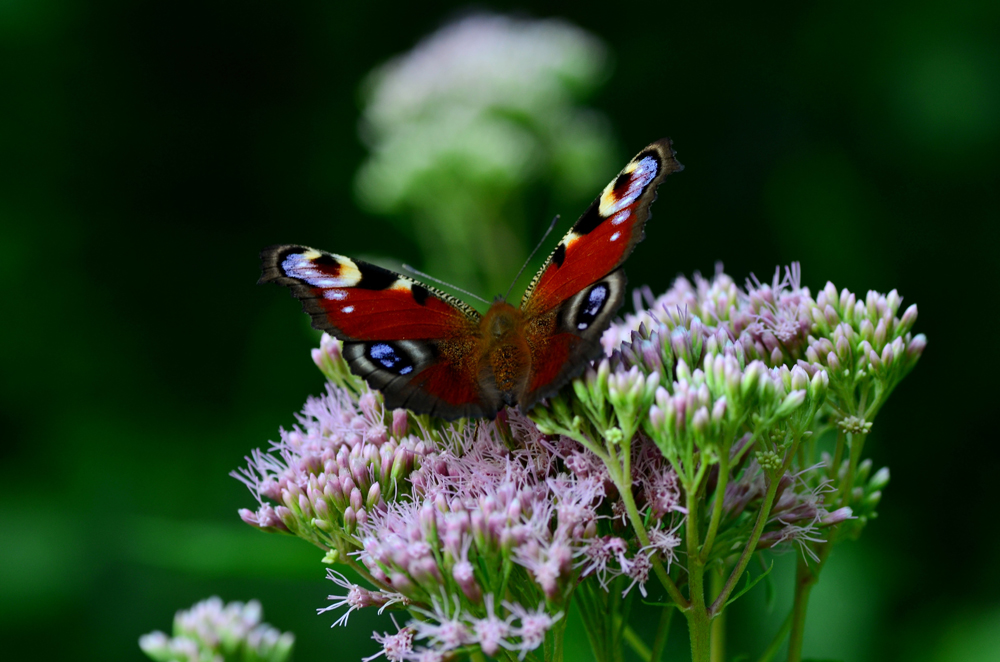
2;1;998;660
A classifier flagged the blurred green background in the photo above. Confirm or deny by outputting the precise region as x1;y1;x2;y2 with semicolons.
2;1;998;661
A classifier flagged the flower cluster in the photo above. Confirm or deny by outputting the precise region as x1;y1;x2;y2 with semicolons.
231;263;924;662
140;597;294;662
233;335;429;560
604;264;924;430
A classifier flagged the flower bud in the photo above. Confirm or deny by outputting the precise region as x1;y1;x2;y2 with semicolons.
859;319;874;342
350;488;363;512
811;306;827;330
821;506;854;525
391;409;409;439
824;304;840;327
853;300;866;323
741;361;763;398
805;346;820;363
826;351;841;373
863;490;882;510
898;304;918;335
869;466;890;492
822;281;838;308
856;458;873;484
859;340;873;359
366;483;382;510
775;390;806;417
836;336;851;362
874;319;887;349
881;343;895;368
388;571;413;593
907;334;927;360
711;397;728;423
868;349;882;372
324;479;345;509
692;406;710;433
866;290;879;319
648;405;665;431
885;289;901;317
790;365;810;392
810;370;829;400
757;372;776;400
676;358;692;383
597;358;611;392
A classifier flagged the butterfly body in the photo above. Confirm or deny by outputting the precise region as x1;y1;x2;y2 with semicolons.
261;139;683;420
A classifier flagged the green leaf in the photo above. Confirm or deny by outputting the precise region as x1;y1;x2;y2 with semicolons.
802;659;845;662
762;559;776;612
724;560;774;609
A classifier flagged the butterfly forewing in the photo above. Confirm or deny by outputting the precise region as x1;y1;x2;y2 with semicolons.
520;139;683;317
260;245;494;419
516;139;683;407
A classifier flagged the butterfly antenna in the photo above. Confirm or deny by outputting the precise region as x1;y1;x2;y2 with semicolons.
503;214;561;302
401;264;491;305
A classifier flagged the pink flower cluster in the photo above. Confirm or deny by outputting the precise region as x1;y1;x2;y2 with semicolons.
233;382;429;548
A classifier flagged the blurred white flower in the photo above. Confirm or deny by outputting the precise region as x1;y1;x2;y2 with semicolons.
355;13;616;296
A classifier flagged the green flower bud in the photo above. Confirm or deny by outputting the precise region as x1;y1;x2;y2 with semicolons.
860;318;875;343
868;466;890;492
741;361;763;399
774;390;806;418
692;406;710;434
886;289;901;318
755;450;782;472
809;369;829;400
838;416;872;434
790;365;810;392
898;304;918;336
676;358;692;382
856;458;873;484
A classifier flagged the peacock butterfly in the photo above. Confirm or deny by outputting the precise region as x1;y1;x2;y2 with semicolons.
260;139;683;420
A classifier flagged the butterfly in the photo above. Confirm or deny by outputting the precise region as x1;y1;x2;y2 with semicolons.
260;139;683;420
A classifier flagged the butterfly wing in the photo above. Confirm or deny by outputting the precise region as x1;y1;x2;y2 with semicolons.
517;139;683;408
260;245;500;419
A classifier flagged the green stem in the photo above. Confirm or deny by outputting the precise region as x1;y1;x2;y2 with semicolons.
787;537;834;662
710;564;726;662
621;622;652;662
650;605;674;662
708;471;780;616
755;609;793;662
838;432;868;508
701;452;730;561
685;482;712;662
550;606;568;662
609;458;689;610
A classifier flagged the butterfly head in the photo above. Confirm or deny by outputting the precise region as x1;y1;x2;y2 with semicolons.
484;300;522;340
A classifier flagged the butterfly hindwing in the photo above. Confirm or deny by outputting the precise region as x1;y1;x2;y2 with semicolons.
518;269;628;408
517;139;682;407
260;245;496;419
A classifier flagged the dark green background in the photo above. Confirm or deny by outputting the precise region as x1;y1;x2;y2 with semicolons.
2;1;998;660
